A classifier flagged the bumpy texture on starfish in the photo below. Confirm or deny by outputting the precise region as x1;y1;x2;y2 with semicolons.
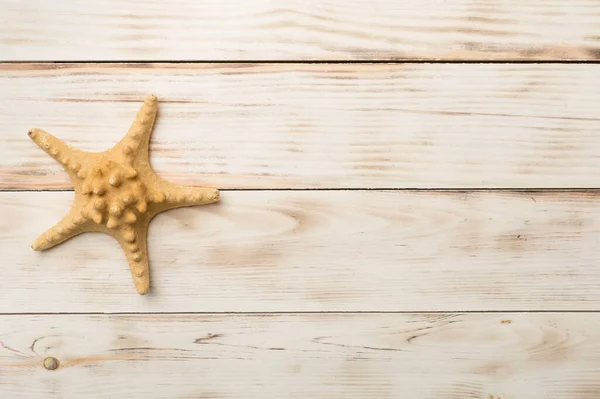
28;94;220;295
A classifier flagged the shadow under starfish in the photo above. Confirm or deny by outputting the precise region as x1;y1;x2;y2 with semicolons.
28;94;220;295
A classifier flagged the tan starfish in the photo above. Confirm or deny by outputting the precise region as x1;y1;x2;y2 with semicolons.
28;94;220;295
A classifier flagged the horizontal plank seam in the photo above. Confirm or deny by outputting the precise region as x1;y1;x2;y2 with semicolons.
2;60;600;65
1;310;600;316
4;188;600;193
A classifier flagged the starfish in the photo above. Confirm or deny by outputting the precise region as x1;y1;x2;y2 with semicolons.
28;94;220;295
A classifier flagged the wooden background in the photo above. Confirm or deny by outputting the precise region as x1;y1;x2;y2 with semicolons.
1;1;600;398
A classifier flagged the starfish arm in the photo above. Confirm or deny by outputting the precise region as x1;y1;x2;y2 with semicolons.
114;224;150;295
28;128;88;181
111;94;158;165
31;206;89;251
146;177;220;215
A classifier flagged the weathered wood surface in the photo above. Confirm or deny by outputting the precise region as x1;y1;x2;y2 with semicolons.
3;190;600;313
3;1;600;397
2;63;600;190
2;313;600;398
1;0;600;61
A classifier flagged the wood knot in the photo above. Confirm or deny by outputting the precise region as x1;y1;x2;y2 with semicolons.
43;356;59;370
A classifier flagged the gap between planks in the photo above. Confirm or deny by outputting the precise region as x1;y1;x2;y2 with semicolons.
2;310;600;316
4;188;600;193
3;60;600;64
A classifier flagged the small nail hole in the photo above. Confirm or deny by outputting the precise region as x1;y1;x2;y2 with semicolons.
43;356;59;370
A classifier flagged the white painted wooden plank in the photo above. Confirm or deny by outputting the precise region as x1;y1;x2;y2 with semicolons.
1;0;600;61
2;190;600;313
2;63;600;189
1;313;600;398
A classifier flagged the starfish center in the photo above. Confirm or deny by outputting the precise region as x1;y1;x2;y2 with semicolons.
78;160;150;229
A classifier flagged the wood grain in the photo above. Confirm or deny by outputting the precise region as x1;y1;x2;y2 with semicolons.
3;190;600;313
1;313;600;398
1;0;600;61
2;63;600;190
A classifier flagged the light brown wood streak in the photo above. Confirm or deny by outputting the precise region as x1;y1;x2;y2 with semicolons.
1;63;600;190
1;314;600;398
1;0;600;61
3;190;600;313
